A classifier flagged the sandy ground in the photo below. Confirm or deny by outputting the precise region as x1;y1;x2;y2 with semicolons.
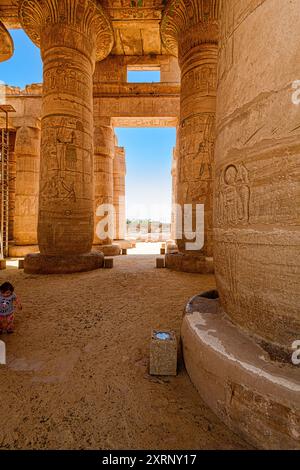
0;252;250;450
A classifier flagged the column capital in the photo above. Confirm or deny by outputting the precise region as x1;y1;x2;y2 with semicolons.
0;20;14;62
18;0;114;61
161;0;220;60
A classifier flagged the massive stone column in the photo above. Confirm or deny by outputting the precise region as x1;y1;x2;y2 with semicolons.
113;145;126;241
11;123;40;256
93;119;120;256
18;0;114;273
161;0;218;273
170;145;177;241
215;0;300;356
178;0;300;450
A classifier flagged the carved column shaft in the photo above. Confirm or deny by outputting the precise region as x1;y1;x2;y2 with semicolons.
214;0;300;349
39;31;95;255
161;0;218;270
171;141;178;240
94;121;115;246
19;0;113;261
113;146;126;241
177;43;217;257
14;125;40;246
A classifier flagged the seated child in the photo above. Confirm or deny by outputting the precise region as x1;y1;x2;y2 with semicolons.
0;282;22;334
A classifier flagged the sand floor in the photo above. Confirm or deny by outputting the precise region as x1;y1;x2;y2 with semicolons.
0;254;250;450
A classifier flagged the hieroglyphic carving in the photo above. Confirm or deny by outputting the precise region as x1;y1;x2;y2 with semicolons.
175;39;217;259
18;0;112;256
44;62;91;100
93;123;115;245
111;117;178;127
216;164;250;226
14;125;41;246
181;64;217;96
102;0;163;20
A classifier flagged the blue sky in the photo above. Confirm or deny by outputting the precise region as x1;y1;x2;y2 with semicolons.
0;30;175;222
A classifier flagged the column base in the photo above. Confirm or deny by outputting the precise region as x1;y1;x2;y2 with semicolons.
9;245;39;257
93;244;121;256
115;239;135;250
182;292;300;450
24;252;104;274
165;253;214;273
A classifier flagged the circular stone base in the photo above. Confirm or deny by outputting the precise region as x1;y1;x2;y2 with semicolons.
9;245;39;258
24;252;104;274
116;239;135;250
93;244;121;256
165;253;214;273
166;243;178;254
182;292;300;450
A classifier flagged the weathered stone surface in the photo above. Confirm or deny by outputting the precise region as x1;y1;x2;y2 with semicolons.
104;257;114;269
113;146;126;240
161;0;218;269
18;0;113;265
156;257;165;269
94;120;115;246
165;253;214;274
214;0;300;349
17;258;24;269
24;251;104;274
14;124;40;246
94;244;121;257
0;19;13;62
9;245;39;257
0;259;6;270
150;330;177;376
182;294;300;450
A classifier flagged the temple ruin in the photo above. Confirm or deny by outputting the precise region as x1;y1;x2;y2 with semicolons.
0;0;299;451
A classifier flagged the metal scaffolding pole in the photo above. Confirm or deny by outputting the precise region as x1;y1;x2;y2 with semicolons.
0;104;15;259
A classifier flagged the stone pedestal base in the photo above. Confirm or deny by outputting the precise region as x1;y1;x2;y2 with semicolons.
166;242;178;254
165;253;214;273
0;260;6;270
24;252;104;274
150;330;177;376
93;244;121;256
156;258;165;269
9;245;39;257
116;239;135;250
182;292;300;450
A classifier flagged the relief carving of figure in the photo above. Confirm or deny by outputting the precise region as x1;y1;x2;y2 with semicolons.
197;114;214;181
217;163;250;226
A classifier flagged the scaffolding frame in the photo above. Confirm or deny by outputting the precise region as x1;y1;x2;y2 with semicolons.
0;105;15;259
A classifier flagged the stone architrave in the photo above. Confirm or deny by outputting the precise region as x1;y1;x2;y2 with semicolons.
18;0;114;273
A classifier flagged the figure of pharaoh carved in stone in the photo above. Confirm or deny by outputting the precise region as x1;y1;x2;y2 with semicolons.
217;164;250;226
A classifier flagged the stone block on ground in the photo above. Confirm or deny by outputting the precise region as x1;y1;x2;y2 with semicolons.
150;329;177;376
104;258;114;269
0;260;6;270
156;258;165;269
